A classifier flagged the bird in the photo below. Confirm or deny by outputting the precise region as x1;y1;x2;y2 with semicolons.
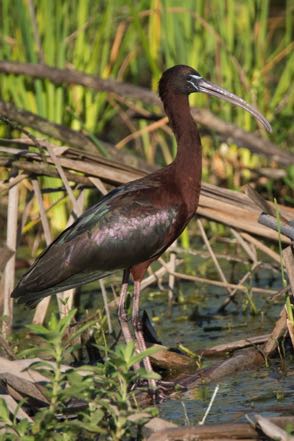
11;65;271;390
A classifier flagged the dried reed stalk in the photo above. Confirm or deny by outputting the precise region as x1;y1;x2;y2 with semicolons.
197;219;233;296
2;183;19;337
2;140;293;241
230;228;257;262
31;179;54;324
217;262;261;312
56;192;84;317
170;270;274;295
167;245;177;306
240;232;281;264
263;307;288;356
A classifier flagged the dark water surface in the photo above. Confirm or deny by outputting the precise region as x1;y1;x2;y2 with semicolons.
13;253;294;425
141;266;294;424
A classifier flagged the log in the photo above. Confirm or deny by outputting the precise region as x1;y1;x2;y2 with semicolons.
144;416;294;441
150;345;195;371
197;334;270;356
176;348;264;389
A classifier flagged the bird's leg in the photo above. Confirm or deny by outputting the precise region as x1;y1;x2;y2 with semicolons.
118;270;140;371
132;280;157;391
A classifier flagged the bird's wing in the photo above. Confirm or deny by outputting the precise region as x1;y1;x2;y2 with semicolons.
12;180;181;304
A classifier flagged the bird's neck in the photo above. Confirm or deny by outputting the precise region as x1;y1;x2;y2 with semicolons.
164;93;202;213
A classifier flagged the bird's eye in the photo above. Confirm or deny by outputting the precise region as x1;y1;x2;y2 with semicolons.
187;75;202;91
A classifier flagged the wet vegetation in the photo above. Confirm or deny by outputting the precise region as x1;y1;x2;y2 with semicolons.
0;1;293;440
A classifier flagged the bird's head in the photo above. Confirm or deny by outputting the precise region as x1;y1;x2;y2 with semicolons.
159;65;272;132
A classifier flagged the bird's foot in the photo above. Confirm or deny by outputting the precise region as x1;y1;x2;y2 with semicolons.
149;380;182;403
132;378;185;403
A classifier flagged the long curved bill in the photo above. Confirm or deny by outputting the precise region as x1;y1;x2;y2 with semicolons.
191;76;272;133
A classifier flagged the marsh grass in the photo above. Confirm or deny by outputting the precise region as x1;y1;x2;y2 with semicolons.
0;5;293;427
0;0;292;249
0;1;292;148
0;1;292;240
0;309;158;440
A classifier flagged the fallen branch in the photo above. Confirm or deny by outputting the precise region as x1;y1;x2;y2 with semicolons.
0;61;292;165
2;139;293;242
176;347;264;389
255;414;292;441
150;345;194;371
171;270;275;294
259;213;294;241
197;334;270;356
145;416;294;441
0;101;98;154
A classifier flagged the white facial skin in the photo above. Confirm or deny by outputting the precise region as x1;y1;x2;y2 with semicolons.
188;74;272;133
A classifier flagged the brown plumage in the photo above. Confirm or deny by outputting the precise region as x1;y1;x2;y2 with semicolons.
12;65;271;389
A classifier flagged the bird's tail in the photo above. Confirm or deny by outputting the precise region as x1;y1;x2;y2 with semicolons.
11;270;113;308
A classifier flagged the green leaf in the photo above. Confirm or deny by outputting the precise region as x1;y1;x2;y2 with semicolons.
130;345;162;367
25;323;51;336
0;398;11;424
135;368;161;381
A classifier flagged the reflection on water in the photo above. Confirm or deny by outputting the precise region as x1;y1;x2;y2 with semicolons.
13;253;294;424
144;266;294;424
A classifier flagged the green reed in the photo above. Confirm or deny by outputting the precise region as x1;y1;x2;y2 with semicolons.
0;0;292;237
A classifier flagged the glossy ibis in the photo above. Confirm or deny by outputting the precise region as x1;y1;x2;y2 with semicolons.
12;65;271;389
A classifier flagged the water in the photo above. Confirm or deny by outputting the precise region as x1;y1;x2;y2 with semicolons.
139;266;294;424
160;367;294;425
13;251;294;425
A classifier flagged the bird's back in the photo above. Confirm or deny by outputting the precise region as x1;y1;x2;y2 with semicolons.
12;170;187;306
